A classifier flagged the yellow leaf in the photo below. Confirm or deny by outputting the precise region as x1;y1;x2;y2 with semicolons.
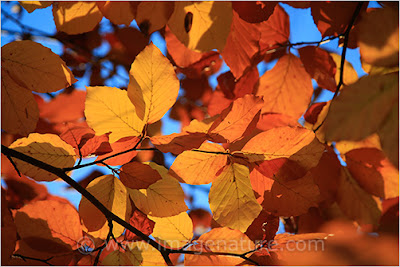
128;163;188;217
79;175;131;239
336;167;382;226
127;43;179;124
209;163;262;233
52;2;103;35
9;133;76;182
256;53;313;119
330;52;358;86
149;212;193;249
208;95;264;143
1;71;39;136
240;127;324;170
335;133;382;155
85;86;145;143
102;241;166;266
2;40;77;93
183;116;218;134
358;6;399;67
135;2;175;35
167;1;233;52
19;1;52;13
184;227;255;266
325;73;398;142
97;1;135;26
169;142;228;185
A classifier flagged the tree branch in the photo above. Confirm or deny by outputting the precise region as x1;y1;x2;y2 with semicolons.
12;254;54;266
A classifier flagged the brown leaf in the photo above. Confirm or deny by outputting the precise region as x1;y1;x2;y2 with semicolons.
120;162;162;189
299;46;337;92
232;1;277;23
150;132;207;155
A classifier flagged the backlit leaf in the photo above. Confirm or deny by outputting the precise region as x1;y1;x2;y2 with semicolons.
378;101;399;168
208;95;263;143
1;190;17;265
102;241;166;266
250;166;320;216
232;1;276;23
1;71;39;136
125;210;155;241
9;133;76;181
150;132;207;155
358;6;399;67
324;73;398;142
336;167;382;226
167;1;233;52
85;86;145;143
256;53;313;119
240;126;324;169
221;10;260;79
169;142;228;185
209;163;262;233
135;2;175;35
346;148;399;199
19;1;52;13
149;212;193;249
14;199;83;252
96;136;140;166
184;227;255;266
128;164;188;217
259;5;290;52
97;1;135;26
330;53;358;86
299;46;337;92
53;2;103;35
120;161;162;190
127;43;179;123
2;40;76;93
79;175;131;239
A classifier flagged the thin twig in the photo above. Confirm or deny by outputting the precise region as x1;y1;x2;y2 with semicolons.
6;155;21;177
12;254;54;266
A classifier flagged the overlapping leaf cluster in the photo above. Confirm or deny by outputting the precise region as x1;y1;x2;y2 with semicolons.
1;1;399;266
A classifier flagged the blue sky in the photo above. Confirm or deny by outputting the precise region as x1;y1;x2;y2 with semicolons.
1;1;380;232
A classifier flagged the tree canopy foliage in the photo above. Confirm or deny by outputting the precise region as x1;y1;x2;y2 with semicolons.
1;1;399;266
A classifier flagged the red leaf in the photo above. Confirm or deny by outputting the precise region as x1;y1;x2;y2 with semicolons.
119;162;162;189
125;210;155;241
232;1;277;23
96;136;140;166
259;5;290;52
299;46;337;92
304;102;328;124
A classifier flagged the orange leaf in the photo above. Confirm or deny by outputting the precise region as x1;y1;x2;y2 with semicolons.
245;209;279;242
250;166;320;216
178;51;222;79
97;1;135;26
19;1;53;13
299;46;337;92
1;70;39;136
184;227;256;266
135;2;174;35
120;162;162;189
208;95;264;143
150;132;207;155
96;136;140;166
345;148;399;199
125;210;155;241
169;142;228;185
256;53;313;119
53;2;103;35
165;25;202;68
39;90;86;123
240;126;324;171
1;40;76;93
14;199;83;253
259;5;290;52
221;10;261;79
